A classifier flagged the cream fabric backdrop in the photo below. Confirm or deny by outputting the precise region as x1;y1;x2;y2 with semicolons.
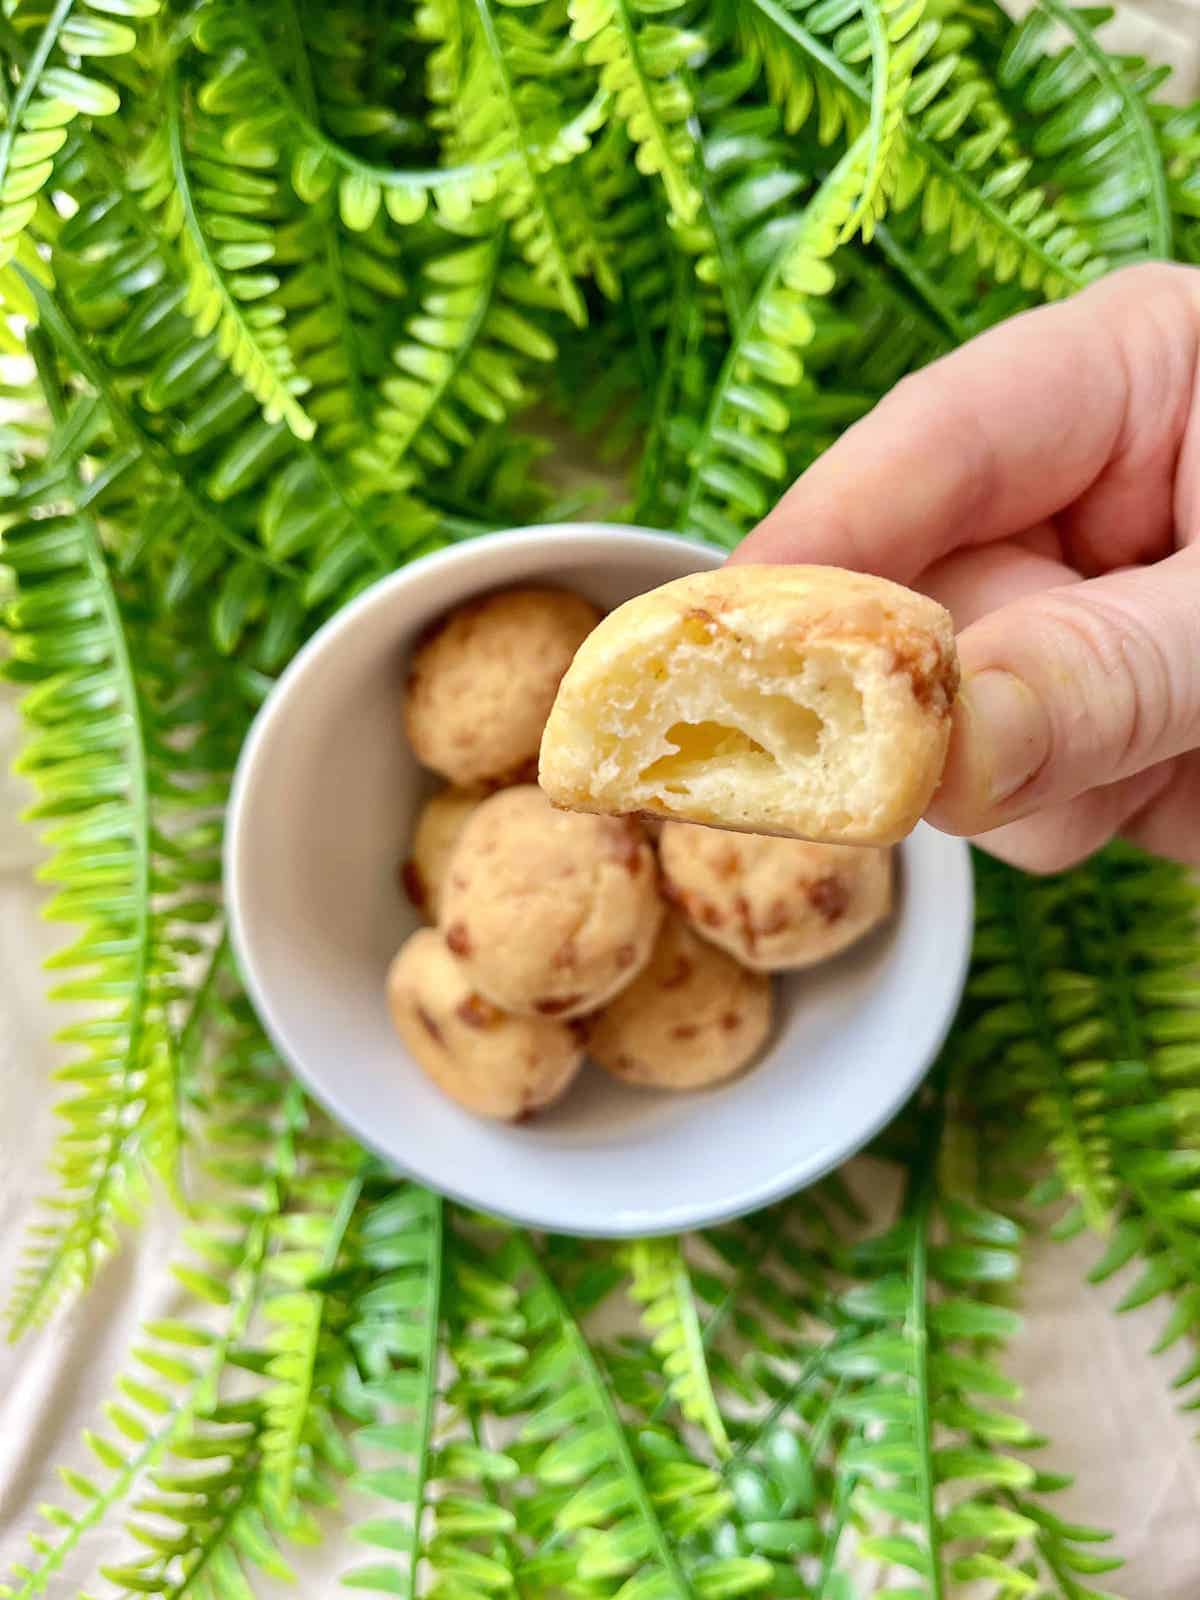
3;9;1200;1586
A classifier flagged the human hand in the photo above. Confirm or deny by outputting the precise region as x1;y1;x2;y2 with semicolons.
732;263;1200;872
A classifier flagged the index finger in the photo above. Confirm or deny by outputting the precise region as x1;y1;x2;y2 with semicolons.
731;263;1200;584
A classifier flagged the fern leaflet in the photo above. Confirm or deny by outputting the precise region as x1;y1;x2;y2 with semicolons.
628;1237;731;1458
129;70;315;439
569;0;704;228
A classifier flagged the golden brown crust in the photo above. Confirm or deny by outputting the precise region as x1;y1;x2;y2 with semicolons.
405;785;486;922
587;913;772;1089
386;929;583;1121
659;823;893;971
439;785;662;1018
405;586;600;786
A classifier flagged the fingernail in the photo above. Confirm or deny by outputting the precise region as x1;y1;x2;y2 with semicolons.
961;669;1050;806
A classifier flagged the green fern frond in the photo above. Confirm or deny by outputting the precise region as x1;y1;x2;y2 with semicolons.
996;0;1172;261
441;0;613;325
682;93;812;324
568;0;704;229
128;72;315;439
342;1187;444;1597
679;133;866;547
1156;99;1200;263
627;1238;731;1457
260;1169;365;1512
0;0;158;270
84;1087;370;1596
3;1007;305;1596
467;1230;767;1599
733;0;935;240
4;379;192;1334
195;0;503;230
828;1119;1123;1598
201;0;407;454
1053;846;1200;1404
42;192;439;648
842;0;927;237
353;233;557;491
969;854;1117;1232
743;0;1104;295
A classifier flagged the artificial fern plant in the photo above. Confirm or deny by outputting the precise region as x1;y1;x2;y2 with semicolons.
1;0;1199;1594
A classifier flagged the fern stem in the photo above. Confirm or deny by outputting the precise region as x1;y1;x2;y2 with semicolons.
268;1165;364;1508
276;0;371;429
677;223;794;532
1003;867;1113;1229
175;931;228;1099
232;0;506;194
165;65;315;441
0;0;74;203
866;223;969;343
690;141;749;327
8;333;156;1341
905;1158;944;1600
369;230;505;479
402;1192;444;1600
845;0;892;236
470;0;585;326
748;0;865;99
22;274;301;581
689;1210;790;1380
7;1088;296;1595
746;0;1089;290
814;1456;857;1599
607;0;698;222
1035;0;1171;258
520;1237;697;1599
732;1334;845;1457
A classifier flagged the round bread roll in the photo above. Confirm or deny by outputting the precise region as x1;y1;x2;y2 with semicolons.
440;785;662;1019
539;565;958;846
386;929;583;1121
405;586;601;786
587;913;772;1090
401;786;485;921
659;823;893;971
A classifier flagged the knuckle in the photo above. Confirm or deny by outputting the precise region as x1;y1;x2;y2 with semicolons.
1099;261;1200;316
1033;591;1174;776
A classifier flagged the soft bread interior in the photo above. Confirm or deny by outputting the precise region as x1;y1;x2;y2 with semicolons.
568;625;884;835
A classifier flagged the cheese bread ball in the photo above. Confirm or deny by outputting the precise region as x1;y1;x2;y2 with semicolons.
404;587;601;786
440;785;662;1018
401;786;485;921
587;913;772;1090
659;822;893;971
386;929;583;1121
539;565;957;845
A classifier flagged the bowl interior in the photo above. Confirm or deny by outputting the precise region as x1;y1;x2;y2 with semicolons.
227;524;973;1235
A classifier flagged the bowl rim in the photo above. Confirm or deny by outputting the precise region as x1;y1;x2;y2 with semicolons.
225;522;974;1236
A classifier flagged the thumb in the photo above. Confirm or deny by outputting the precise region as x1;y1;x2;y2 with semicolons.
927;548;1200;837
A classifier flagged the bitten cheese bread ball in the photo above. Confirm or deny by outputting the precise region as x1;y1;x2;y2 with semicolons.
386;930;582;1121
539;565;958;846
401;786;484;921
659;823;893;971
587;913;772;1090
405;586;601;786
440;785;662;1018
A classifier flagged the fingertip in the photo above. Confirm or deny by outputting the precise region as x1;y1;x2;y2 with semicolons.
925;669;1052;836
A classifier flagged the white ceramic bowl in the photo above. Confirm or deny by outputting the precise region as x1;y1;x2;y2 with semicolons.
226;524;973;1236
